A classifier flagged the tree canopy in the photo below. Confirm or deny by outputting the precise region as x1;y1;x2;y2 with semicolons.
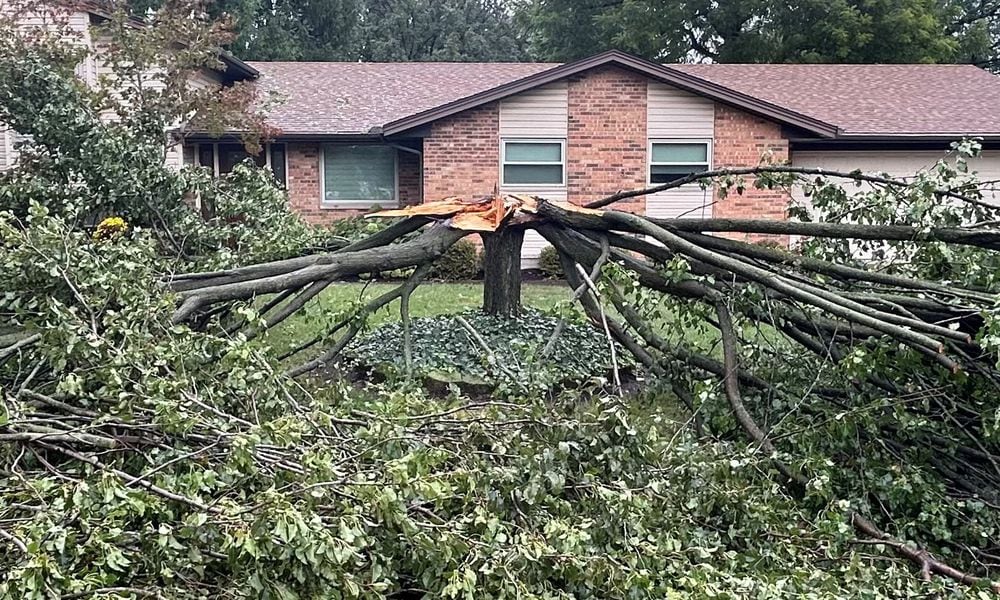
126;0;1000;67
128;0;526;61
520;0;999;64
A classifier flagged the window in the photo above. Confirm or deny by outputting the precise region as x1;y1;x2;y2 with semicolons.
649;141;710;184
322;144;397;206
269;144;287;187
218;143;265;174
502;140;565;186
182;142;286;186
182;145;197;167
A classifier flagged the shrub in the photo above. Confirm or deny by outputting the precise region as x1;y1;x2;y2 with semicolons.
427;238;481;281
538;244;563;278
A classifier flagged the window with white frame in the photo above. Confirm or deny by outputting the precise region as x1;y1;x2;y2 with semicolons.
322;144;397;207
649;141;710;183
502;140;565;186
183;142;287;187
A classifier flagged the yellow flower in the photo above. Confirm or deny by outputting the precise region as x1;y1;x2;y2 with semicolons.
93;216;128;241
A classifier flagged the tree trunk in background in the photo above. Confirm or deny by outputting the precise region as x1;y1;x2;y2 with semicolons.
482;227;524;317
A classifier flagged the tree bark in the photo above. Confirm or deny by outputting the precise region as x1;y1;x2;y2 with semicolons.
481;226;524;318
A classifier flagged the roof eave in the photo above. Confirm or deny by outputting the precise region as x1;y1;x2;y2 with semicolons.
380;50;841;139
75;1;258;82
220;52;259;80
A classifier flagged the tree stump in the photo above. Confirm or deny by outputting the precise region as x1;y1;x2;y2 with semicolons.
481;226;524;318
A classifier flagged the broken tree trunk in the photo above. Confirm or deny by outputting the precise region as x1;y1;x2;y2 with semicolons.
481;226;524;317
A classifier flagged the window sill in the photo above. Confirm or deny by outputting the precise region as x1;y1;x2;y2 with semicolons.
321;201;399;210
500;184;567;190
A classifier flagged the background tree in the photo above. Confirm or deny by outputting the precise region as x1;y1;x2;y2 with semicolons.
130;0;525;61
357;0;526;61
520;0;990;64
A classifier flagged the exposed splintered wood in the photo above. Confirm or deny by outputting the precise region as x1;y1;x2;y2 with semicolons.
481;227;524;318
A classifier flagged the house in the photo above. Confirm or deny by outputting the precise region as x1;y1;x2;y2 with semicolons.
0;0;257;171
181;50;1000;264
7;1;1000;266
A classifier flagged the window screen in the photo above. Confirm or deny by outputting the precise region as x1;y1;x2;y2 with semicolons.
323;144;396;205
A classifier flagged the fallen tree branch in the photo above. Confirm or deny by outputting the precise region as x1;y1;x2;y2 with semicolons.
587;165;994;211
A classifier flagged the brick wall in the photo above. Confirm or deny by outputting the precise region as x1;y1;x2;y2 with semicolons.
285;142;421;225
567;66;648;213
423;103;500;202
712;105;791;240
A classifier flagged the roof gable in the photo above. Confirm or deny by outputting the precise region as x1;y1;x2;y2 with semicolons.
380;51;840;138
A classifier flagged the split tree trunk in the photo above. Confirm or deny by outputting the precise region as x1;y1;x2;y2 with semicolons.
481;226;524;318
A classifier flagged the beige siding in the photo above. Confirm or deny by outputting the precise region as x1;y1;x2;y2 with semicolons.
647;83;714;138
792;150;1000;205
1;3;95;85
0;126;8;170
645;84;715;220
499;83;569;268
499;82;568;138
518;189;568;270
645;186;714;219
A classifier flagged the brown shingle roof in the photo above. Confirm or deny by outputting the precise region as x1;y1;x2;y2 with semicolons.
248;57;1000;139
248;62;554;136
672;63;1000;137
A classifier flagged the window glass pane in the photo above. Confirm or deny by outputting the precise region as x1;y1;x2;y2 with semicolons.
505;142;561;162
651;143;708;163
218;143;265;174
651;164;704;184
269;144;286;187
324;145;396;203
182;145;197;167
503;164;563;185
198;145;214;171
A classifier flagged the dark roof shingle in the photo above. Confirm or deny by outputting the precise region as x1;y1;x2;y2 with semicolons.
672;63;1000;136
247;59;1000;138
248;62;554;135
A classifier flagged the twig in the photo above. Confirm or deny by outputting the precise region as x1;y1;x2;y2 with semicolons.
0;526;28;553
541;235;610;360
0;332;41;364
586;165;995;211
454;315;528;393
851;513;1000;592
574;263;621;393
714;301;807;488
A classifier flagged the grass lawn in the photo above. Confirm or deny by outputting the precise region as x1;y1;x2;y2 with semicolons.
268;281;572;352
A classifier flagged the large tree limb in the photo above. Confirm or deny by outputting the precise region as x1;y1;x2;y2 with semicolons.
171;225;465;324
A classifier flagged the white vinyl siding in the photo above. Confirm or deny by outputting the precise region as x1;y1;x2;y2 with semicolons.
0;127;8;170
645;83;716;219
0;127;27;171
647;83;715;138
499;82;568;138
792;150;1000;207
500;83;569;267
321;144;398;208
